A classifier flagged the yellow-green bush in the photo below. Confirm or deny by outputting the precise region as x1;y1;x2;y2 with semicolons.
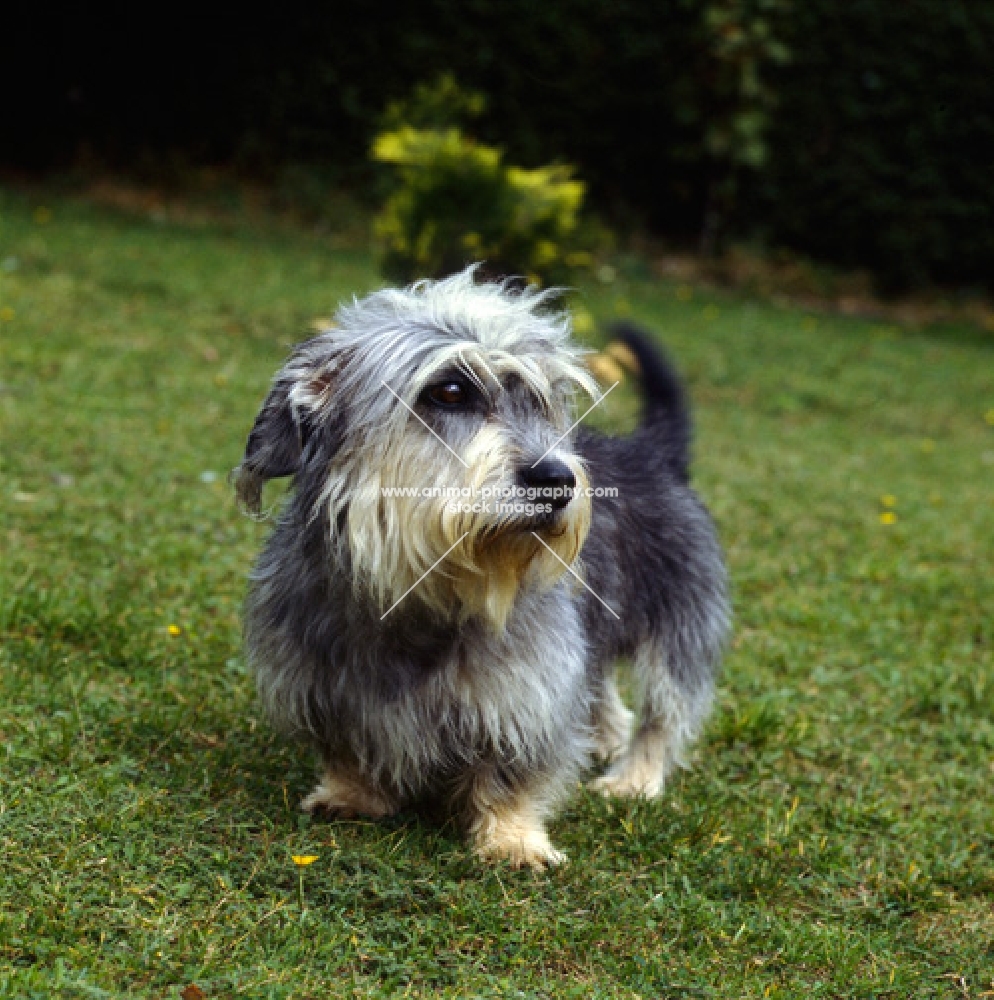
372;81;596;285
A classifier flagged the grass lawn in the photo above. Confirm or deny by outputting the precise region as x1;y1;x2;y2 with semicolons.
1;186;992;999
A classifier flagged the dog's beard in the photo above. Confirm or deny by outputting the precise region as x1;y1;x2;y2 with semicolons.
449;503;591;629
330;424;591;629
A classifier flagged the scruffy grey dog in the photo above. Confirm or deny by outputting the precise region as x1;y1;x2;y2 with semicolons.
234;266;728;868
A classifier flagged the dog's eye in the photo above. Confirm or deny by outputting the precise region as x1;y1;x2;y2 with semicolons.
425;381;469;409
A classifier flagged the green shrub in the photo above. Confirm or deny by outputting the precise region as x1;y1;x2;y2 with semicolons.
379;73;487;133
372;128;589;284
371;79;595;285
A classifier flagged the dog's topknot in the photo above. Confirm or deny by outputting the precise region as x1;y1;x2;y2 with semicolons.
340;264;571;351
323;265;599;414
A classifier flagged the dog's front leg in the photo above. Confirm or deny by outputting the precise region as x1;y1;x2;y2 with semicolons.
459;766;567;870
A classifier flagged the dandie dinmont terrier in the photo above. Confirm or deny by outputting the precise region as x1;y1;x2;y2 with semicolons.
234;266;728;868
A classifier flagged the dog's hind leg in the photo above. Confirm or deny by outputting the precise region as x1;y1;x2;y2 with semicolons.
591;673;634;763
301;760;398;819
591;639;712;799
459;766;569;870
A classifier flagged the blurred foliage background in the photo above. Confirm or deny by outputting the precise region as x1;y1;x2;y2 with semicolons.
6;0;993;291
371;76;601;285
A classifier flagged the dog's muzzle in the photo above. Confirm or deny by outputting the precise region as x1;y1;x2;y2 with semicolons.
518;457;576;511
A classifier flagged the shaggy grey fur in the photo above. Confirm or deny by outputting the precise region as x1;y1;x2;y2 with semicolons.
234;268;729;866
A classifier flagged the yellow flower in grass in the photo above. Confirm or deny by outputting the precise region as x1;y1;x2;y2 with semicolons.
167;624;182;637
292;854;319;913
879;511;897;525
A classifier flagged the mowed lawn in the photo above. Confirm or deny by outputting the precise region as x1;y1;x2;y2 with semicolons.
1;187;992;999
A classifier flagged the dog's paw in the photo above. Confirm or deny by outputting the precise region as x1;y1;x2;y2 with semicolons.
471;808;567;870
466;785;567;870
475;835;568;870
300;770;396;819
589;759;665;799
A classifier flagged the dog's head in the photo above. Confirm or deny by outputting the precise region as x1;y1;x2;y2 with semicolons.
235;266;598;629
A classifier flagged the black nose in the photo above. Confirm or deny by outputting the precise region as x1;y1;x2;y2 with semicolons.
518;457;576;510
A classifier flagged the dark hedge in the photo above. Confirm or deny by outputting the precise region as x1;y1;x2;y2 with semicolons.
7;1;992;289
753;0;994;290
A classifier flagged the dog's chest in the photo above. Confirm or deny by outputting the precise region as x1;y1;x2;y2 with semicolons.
348;608;591;780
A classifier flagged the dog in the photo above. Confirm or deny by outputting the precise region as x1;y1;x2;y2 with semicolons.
234;266;729;868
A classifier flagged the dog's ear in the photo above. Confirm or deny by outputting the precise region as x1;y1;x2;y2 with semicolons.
233;375;307;514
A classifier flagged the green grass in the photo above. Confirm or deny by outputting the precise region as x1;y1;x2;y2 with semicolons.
1;187;992;999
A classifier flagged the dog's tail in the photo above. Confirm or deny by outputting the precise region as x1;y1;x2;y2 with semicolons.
608;321;691;483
